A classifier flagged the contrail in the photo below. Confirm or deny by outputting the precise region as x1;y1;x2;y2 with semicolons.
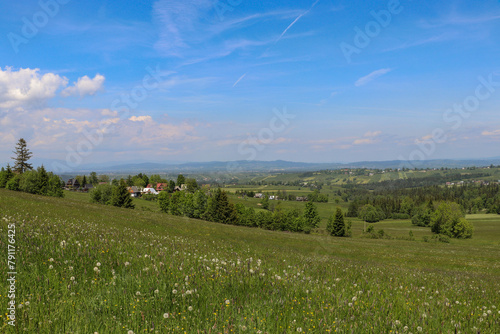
276;0;320;43
232;73;247;87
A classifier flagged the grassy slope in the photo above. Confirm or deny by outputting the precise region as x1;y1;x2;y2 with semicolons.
1;189;499;333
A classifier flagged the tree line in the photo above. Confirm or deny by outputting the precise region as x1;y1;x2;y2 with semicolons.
157;188;350;236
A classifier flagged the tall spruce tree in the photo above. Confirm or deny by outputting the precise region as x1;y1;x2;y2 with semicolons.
11;138;33;174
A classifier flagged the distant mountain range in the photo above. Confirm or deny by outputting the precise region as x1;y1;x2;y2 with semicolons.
22;157;500;174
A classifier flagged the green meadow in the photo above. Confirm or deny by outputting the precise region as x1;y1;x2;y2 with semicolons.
1;188;499;333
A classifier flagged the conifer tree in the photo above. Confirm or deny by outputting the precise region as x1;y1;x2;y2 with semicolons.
327;207;347;236
37;165;49;195
303;202;320;228
176;174;186;187
11;138;33;174
111;180;135;209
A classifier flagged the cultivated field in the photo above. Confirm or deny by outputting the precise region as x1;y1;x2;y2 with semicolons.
1;189;499;333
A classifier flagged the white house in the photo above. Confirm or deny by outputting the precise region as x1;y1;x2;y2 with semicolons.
142;188;158;195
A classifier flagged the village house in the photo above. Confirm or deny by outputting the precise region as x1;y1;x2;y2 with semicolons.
66;178;80;190
142;187;158;195
156;183;168;191
127;186;142;197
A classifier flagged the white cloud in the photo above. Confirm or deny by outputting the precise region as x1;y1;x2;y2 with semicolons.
354;68;392;87
129;116;153;122
482;129;500;136
0;106;201;163
353;138;373;145
0;67;68;108
61;74;105;97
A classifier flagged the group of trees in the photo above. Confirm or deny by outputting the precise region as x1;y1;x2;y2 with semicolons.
0;165;63;197
345;183;500;220
307;189;329;203
1;139;63;198
90;181;134;208
412;201;474;239
345;192;475;238
157;188;327;233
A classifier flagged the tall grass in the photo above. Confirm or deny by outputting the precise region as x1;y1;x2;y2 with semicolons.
1;189;499;333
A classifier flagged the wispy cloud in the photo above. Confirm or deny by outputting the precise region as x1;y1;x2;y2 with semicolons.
153;0;214;56
355;68;392;87
384;34;452;52
211;10;302;35
482;129;500;137
419;12;500;28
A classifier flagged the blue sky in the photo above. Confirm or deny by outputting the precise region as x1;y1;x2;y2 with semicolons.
1;0;500;169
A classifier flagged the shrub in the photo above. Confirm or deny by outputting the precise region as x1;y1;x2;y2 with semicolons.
303;225;312;234
90;184;113;205
377;229;385;238
142;194;157;201
358;204;383;223
6;175;21;191
431;202;473;238
158;191;170;213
